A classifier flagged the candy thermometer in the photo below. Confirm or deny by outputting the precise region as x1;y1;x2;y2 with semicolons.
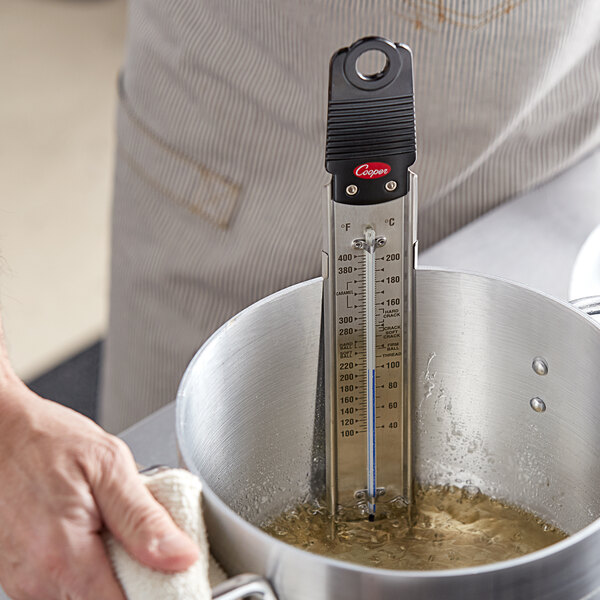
322;37;417;519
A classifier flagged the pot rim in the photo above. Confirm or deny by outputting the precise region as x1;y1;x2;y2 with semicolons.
176;270;600;578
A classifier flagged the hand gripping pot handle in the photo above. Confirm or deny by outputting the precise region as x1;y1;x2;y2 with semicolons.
211;573;278;600
137;468;279;600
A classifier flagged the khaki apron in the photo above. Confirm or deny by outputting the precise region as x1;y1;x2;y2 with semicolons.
100;0;600;432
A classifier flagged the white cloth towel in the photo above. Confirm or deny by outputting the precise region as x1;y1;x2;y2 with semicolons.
105;468;227;599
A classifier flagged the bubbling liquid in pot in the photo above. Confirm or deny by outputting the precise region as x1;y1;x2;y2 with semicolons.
261;484;567;570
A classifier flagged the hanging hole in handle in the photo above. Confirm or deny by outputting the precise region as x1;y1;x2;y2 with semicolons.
343;37;401;91
355;49;389;81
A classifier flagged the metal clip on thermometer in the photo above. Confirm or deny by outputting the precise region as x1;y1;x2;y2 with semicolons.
323;37;417;520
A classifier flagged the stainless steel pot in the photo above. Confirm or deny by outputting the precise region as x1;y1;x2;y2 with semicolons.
176;269;600;600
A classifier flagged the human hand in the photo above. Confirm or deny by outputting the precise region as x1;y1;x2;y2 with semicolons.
0;380;199;599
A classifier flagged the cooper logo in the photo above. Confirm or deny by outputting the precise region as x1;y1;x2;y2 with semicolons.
353;162;391;179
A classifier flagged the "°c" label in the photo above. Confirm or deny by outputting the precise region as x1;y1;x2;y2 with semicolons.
353;162;391;179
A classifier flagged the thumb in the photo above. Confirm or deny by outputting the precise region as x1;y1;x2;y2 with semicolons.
90;439;199;572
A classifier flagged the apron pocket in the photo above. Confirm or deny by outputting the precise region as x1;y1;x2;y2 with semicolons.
116;74;240;229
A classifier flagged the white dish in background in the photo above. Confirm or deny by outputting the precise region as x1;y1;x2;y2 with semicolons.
569;224;600;324
569;225;600;301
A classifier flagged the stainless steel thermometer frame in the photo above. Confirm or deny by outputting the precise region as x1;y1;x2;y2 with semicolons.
322;37;417;518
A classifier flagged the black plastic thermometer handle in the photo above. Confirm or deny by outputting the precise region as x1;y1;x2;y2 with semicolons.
325;37;416;205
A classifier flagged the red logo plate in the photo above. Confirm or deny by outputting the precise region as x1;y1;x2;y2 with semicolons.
353;162;391;179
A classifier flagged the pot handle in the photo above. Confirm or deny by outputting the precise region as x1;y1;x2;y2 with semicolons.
136;468;277;598
212;573;278;600
570;295;600;316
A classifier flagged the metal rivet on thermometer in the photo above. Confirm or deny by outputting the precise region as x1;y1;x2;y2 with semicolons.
323;37;417;520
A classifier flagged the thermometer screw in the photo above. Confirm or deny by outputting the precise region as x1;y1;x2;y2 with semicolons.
385;180;398;192
346;184;358;196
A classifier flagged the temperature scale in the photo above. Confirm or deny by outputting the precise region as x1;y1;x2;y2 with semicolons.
322;37;417;519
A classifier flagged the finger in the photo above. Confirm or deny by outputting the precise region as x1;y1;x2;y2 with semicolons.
90;439;199;572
